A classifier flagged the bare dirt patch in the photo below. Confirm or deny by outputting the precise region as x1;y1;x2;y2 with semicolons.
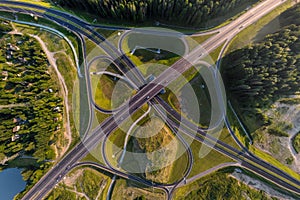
64;169;84;186
133;117;179;183
230;171;295;199
253;96;300;173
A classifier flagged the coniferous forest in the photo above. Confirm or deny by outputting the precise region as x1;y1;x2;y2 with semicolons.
222;4;300;124
223;25;300;106
57;0;256;25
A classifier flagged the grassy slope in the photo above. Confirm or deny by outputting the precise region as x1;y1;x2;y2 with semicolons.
174;168;274;200
104;105;149;167
186;128;238;178
134;117;189;184
106;115;189;184
112;179;165;200
225;0;294;53
249;146;300;181
92;74;133;110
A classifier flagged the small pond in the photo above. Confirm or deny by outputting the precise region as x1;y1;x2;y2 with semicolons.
0;168;26;200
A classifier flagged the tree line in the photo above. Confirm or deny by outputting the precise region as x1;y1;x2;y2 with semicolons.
223;25;300;105
222;4;300;125
57;0;256;25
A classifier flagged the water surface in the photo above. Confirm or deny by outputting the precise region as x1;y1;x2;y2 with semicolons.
0;168;26;200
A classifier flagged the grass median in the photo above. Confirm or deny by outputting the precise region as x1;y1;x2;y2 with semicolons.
106;109;190;185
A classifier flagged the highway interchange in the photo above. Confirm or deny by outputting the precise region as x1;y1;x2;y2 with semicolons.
0;0;299;199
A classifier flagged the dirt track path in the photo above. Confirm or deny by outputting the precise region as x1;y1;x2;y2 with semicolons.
31;35;72;158
8;27;73;158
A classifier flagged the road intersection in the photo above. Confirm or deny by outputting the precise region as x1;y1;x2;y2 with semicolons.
0;0;299;199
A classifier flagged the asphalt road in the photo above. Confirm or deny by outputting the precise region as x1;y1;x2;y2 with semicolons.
154;95;296;187
159;101;300;195
0;0;299;199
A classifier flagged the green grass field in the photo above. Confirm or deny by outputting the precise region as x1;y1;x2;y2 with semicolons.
81;140;106;165
183;73;211;127
126;32;186;56
209;42;226;64
183;128;238;178
122;47;180;77
93;75;114;110
121;32;182;75
54;51;80;147
188;139;227;178
112;179;166;200
249;146;300;181
225;0;294;54
134;117;189;184
54;53;77;91
38;32;66;52
104;105;149;167
90;73;133;110
14;23;40;35
163;70;212;128
84;37;107;64
185;33;217;50
106;113;190;184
